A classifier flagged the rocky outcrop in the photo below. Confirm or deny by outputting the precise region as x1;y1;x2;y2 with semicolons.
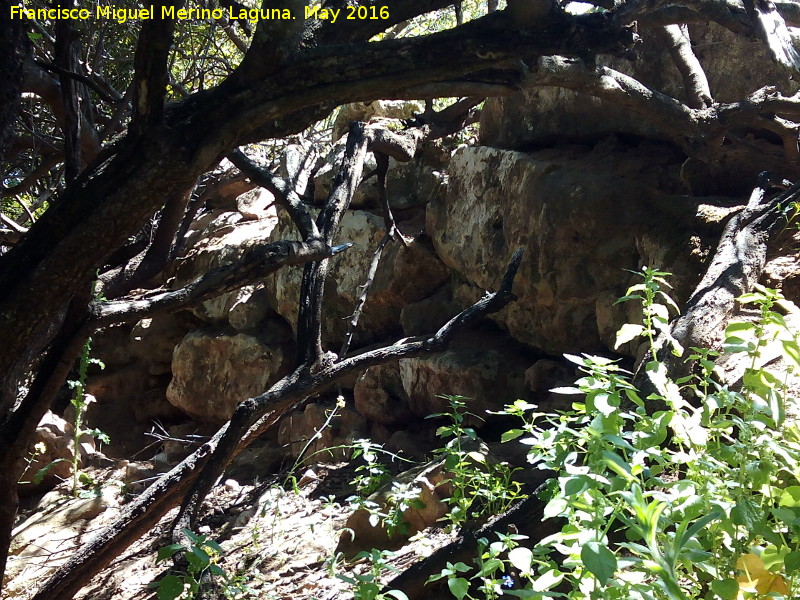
169;208;279;325
354;331;533;427
166;324;292;423
264;209;450;350
277;400;368;461
427;144;721;356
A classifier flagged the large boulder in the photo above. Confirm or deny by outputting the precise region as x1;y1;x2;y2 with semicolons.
313;139;447;210
169;208;279;325
354;331;533;425
331;100;424;142
166;325;291;423
428;145;725;356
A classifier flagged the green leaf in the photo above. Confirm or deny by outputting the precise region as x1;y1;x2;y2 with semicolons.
207;564;226;578
531;568;564;592
782;340;800;370
615;323;645;349
725;321;756;336
155;575;184;600
710;578;738;600
601;450;634;482
32;458;69;485
592;392;619;417
779;486;800;507
477;558;504;577
447;577;470;600
731;500;762;531
156;543;184;563
785;550;800;574
581;541;617;585
501;429;525;442
507;546;533;575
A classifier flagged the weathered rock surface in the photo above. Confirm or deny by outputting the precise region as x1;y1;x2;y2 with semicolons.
236;187;275;220
130;312;199;375
331;100;424;142
354;332;532;425
17;411;74;495
4;486;120;595
277;400;368;461
169;208;279;324
166;326;291;423
313;140;447;211
428;145;722;356
264;209;450;349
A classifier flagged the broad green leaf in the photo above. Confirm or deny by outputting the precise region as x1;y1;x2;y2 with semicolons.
581;541;617;585
601;450;634;482
447;577;470;600
531;568;564;592
508;546;533;575
615;323;645;349
156;543;184;563
731;500;762;531
155;575;184;600
781;340;800;369
760;545;787;571
477;558;504;577
725;321;756;336
501;429;525;442
779;486;800;507
784;550;800;573
210;565;228;579
710;578;738;600
590;392;618;417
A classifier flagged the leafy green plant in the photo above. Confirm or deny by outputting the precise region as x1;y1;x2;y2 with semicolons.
429;395;524;529
351;438;394;496
18;335;110;493
151;528;255;600
437;269;800;600
67;335;109;496
335;548;410;600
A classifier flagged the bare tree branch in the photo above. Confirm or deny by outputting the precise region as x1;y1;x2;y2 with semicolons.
130;0;181;136
228;149;321;241
658;24;713;109
94;239;337;326
530;57;800;167
744;0;800;69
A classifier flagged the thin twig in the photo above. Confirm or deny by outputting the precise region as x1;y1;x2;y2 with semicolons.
340;234;391;358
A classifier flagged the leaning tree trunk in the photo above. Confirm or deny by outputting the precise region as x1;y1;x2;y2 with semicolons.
0;0;26;167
